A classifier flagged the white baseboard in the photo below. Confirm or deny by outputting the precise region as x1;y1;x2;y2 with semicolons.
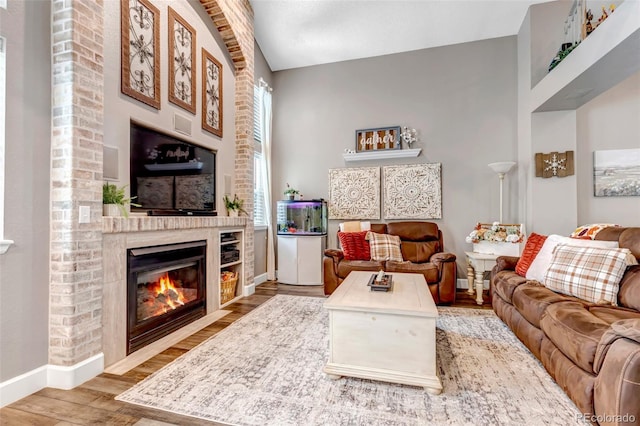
254;272;268;285
244;280;256;296
47;353;104;390
0;353;104;407
457;278;489;290
0;365;47;407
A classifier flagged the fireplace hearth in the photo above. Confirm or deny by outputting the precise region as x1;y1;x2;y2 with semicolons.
127;241;207;354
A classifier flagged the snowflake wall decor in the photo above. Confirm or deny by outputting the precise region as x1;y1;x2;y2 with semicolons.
535;151;574;178
383;163;442;219
328;167;380;219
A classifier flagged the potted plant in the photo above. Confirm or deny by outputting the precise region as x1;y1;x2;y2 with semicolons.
223;194;247;217
103;183;140;218
284;183;299;201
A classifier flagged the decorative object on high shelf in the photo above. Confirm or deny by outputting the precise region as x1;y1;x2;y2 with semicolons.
548;0;582;72
283;183;299;201
582;1;621;40
121;0;160;109
534;151;574;178
328;167;380;219
400;126;417;148
202;48;223;137
355;126;401;153
593;148;640;197
488;161;516;224
466;222;525;256
383;163;442;219
168;7;196;114
223;194;247;217
103;182;141;218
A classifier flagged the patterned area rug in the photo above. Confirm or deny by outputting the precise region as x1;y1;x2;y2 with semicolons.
117;295;586;425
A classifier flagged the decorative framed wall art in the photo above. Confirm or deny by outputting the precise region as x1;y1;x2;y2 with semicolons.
202;48;223;137
593;148;640;197
356;126;401;153
121;0;160;109
328;167;380;219
383;163;442;219
535;151;574;178
168;7;196;114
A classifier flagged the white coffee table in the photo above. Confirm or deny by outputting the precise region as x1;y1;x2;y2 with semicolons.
323;271;442;394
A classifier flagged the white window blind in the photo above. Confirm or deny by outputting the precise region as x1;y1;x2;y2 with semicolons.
253;86;267;226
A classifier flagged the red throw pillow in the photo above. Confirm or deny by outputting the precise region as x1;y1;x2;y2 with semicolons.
515;233;548;277
338;231;371;261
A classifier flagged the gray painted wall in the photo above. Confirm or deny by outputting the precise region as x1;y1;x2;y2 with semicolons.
0;1;51;381
576;72;640;225
272;37;519;278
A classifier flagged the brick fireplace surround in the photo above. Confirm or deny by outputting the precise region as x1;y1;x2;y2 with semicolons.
45;0;255;390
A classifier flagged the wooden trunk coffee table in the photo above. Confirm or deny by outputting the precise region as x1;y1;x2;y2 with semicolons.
323;271;442;394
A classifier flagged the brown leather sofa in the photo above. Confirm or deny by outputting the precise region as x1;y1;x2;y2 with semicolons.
323;221;457;304
491;227;640;424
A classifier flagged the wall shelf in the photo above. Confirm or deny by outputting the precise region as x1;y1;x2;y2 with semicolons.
531;0;640;112
343;148;421;162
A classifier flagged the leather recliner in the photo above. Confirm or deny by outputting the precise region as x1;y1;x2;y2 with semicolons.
323;221;457;304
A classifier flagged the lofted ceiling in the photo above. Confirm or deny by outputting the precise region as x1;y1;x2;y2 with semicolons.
251;0;553;71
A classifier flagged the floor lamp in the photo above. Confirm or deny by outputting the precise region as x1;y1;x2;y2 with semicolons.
488;162;516;223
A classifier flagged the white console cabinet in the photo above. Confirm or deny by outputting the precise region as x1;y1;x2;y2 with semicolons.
277;235;326;285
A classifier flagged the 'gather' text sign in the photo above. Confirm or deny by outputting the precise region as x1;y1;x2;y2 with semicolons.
355;126;401;153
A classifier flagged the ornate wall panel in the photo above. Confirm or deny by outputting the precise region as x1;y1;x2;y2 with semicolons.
121;0;160;109
383;163;442;219
328;167;380;219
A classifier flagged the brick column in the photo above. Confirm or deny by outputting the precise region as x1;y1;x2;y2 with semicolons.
200;0;255;288
49;0;104;366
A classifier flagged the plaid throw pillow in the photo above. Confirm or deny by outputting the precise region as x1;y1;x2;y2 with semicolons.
366;232;403;262
544;244;636;306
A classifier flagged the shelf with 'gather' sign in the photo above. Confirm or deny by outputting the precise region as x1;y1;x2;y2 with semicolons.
343;148;422;162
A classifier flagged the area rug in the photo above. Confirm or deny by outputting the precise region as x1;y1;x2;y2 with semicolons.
116;295;586;425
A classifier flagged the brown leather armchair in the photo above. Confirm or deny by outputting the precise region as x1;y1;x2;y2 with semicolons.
323;221;457;304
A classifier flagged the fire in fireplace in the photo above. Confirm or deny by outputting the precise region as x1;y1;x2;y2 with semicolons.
127;241;206;354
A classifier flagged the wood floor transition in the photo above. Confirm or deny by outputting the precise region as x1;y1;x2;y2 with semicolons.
0;283;491;425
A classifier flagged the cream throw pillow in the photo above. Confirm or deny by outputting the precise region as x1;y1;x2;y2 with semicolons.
525;235;618;283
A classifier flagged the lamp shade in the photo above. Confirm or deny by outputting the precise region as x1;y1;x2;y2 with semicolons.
488;161;516;174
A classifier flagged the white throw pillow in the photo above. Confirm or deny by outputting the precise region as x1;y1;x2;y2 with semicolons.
525;235;618;283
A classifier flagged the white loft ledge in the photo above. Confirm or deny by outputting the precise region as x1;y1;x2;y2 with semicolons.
0;239;14;254
343;148;422;162
531;0;640;112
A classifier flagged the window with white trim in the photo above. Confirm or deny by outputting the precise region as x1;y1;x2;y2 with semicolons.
0;34;10;253
253;86;267;226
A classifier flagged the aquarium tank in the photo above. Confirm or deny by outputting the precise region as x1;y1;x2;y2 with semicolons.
277;200;327;235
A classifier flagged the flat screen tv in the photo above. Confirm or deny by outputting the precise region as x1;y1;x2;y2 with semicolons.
130;122;217;215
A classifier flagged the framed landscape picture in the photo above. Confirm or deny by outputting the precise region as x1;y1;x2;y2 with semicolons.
202;48;223;137
594;148;640;197
168;7;196;114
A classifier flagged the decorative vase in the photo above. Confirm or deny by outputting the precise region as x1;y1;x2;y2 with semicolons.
103;204;122;217
228;210;239;218
287;194;295;201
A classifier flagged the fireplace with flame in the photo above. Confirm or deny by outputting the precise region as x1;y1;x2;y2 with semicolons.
127;241;206;354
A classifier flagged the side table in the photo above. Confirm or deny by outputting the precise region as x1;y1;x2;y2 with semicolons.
464;251;499;305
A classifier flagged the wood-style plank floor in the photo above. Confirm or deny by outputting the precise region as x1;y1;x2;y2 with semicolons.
0;283;491;425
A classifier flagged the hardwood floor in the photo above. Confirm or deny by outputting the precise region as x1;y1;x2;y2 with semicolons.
0;284;491;425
